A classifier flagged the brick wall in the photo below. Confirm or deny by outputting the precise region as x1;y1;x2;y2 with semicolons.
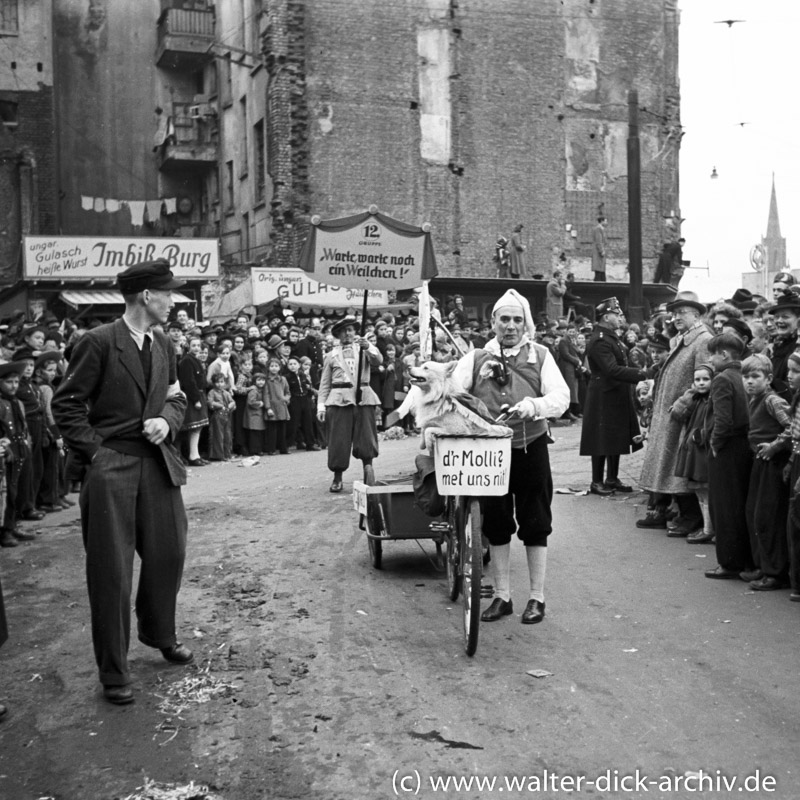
0;87;58;285
264;0;680;282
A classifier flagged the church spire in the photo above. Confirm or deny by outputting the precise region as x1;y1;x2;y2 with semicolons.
766;172;781;240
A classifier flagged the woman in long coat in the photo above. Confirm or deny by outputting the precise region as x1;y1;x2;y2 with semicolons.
637;292;712;528
579;298;647;493
558;328;583;417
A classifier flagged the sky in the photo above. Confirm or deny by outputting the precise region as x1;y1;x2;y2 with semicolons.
677;0;800;302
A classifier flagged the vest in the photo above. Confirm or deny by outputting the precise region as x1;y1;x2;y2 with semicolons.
471;345;547;448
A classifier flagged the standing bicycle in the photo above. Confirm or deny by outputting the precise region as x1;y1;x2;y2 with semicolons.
452;289;569;626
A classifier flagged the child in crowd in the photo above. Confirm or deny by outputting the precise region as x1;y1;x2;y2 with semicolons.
285;355;318;451
671;363;714;544
704;333;754;580
379;343;402;429
207;372;236;461
742;354;792;590
264;357;290;455
244;371;268;456
784;352;800;602
233;356;253;456
0;362;32;547
300;356;325;448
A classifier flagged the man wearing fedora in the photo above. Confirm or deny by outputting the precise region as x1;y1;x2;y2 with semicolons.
52;259;192;705
317;316;382;493
638;291;712;533
768;288;800;401
580;298;647;495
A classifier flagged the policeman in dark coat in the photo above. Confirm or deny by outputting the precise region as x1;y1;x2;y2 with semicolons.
579;297;647;495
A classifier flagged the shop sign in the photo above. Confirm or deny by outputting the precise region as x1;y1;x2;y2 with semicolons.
251;268;387;307
23;236;220;281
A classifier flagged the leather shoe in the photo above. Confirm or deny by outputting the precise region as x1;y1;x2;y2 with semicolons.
0;531;18;548
635;510;667;529
103;685;134;705
521;599;546;624
686;529;715;544
21;510;45;521
750;576;785;591
187;458;207;467
12;529;36;541
329;479;343;493
589;482;614;496
160;643;194;664
604;479;633;493
480;598;513;621
58;496;76;507
37;504;61;513
705;566;740;580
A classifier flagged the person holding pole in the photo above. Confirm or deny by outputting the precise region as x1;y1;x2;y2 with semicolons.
317;316;382;493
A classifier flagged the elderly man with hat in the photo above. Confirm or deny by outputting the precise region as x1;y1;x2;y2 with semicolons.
52;259;192;706
317;316;383;493
637;291;712;532
579;298;647;495
453;289;569;625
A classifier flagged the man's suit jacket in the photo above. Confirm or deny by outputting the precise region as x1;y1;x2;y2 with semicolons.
52;318;187;486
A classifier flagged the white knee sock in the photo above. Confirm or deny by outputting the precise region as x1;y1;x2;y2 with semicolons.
526;545;547;602
491;544;511;602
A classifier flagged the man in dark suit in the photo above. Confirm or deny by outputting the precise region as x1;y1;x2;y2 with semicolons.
52;259;192;705
579;297;647;495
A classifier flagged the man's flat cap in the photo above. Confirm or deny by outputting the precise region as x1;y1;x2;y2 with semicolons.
117;258;185;294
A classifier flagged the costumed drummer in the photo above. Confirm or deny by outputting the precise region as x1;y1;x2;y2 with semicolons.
317;315;383;493
453;289;569;625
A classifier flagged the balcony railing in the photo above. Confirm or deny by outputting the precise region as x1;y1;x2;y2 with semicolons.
155;102;218;172
156;8;215;70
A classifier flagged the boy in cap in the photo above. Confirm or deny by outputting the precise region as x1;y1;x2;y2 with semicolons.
52;258;192;705
453;289;569;625
0;361;32;547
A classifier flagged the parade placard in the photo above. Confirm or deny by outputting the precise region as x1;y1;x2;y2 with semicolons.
434;436;512;496
297;209;437;290
251;268;388;307
23;236;220;281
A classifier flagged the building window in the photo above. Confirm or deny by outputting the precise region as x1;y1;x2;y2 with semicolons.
225;160;234;211
0;99;18;129
239;97;248;178
254;119;265;203
0;0;19;33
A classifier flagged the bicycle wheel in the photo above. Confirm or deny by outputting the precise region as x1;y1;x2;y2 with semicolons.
460;498;483;657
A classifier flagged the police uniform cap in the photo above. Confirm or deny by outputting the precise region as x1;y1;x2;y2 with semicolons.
596;297;622;316
647;333;671;351
117;258;185;294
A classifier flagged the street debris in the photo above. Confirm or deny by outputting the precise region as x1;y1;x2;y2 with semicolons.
381;426;407;441
154;663;236;718
121;777;222;800
554;487;585;495
622;648;638;653
526;669;553;679
238;456;260;468
356;609;368;616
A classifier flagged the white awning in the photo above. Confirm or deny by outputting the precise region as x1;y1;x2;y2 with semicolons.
59;289;196;309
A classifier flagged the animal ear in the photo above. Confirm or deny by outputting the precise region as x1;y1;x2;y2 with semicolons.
445;361;458;375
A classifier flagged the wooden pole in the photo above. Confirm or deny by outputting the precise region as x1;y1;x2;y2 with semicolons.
627;89;644;323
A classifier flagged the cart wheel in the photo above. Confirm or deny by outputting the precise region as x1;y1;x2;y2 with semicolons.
366;495;386;570
445;507;460;601
460;499;483;657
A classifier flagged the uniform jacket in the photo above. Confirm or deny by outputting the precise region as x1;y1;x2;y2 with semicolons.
579;323;646;456
318;344;382;410
639;321;712;493
52;318;187;487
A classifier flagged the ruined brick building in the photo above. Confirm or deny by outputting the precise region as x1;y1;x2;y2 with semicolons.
0;0;680;318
